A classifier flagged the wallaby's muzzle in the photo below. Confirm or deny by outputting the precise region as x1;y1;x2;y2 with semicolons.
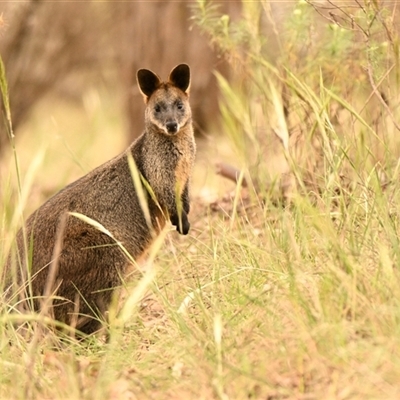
166;121;178;134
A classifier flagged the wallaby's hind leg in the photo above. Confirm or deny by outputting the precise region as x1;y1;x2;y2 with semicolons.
42;231;127;335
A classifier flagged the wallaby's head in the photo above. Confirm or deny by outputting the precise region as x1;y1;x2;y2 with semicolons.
137;64;192;136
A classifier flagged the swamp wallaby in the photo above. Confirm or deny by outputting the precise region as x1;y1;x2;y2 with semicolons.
4;64;196;335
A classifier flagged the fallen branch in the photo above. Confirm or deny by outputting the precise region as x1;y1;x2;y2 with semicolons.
215;162;247;187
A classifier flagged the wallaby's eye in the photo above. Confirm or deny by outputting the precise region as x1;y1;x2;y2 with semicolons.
177;102;184;110
154;105;161;113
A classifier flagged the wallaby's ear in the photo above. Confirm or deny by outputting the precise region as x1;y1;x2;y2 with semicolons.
137;69;162;101
168;64;191;93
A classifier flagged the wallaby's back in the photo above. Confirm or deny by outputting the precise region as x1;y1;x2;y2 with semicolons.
4;64;196;335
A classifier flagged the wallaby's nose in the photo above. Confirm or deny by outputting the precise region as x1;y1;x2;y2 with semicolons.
166;121;178;134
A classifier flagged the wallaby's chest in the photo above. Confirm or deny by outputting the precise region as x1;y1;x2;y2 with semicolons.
175;140;195;186
143;132;194;171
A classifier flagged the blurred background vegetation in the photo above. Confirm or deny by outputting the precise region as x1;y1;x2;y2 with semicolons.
193;0;400;202
0;0;239;153
1;0;399;203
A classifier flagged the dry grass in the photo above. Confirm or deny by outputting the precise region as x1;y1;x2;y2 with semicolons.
2;90;400;398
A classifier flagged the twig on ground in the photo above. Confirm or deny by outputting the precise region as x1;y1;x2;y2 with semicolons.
215;162;247;188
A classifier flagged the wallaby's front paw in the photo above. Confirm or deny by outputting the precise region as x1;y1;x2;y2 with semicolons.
177;219;190;235
183;200;190;214
171;213;190;235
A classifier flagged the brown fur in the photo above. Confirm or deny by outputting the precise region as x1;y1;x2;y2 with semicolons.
4;64;196;335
